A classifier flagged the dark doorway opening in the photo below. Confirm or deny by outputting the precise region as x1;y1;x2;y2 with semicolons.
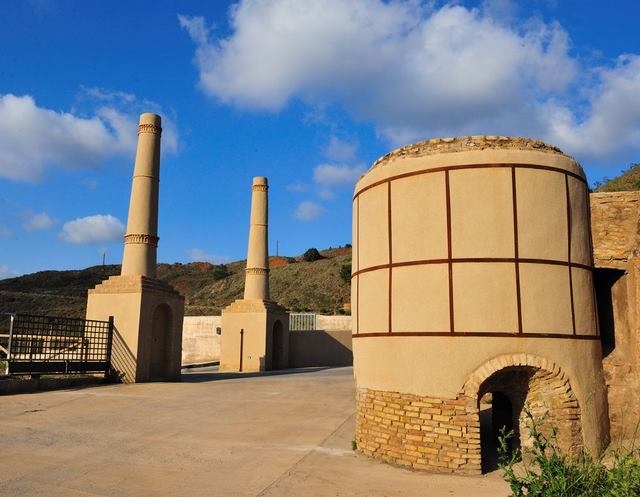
477;364;582;473
594;268;625;357
271;320;285;370
478;367;534;473
480;391;516;472
150;304;172;379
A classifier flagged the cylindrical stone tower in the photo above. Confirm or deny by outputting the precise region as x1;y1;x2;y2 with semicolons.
121;113;162;278
244;176;270;300
352;136;609;474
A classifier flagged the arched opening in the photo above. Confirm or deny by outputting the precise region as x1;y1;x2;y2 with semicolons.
150;304;172;380
476;364;582;473
271;320;285;370
478;368;530;472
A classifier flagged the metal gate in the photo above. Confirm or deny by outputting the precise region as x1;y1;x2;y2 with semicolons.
3;313;113;375
289;313;317;331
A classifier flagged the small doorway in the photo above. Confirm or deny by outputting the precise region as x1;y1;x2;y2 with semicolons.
150;304;172;379
271;320;285;370
594;268;625;357
477;364;582;473
479;391;516;472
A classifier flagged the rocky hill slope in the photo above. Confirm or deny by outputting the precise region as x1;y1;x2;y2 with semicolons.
593;162;640;192
0;247;352;319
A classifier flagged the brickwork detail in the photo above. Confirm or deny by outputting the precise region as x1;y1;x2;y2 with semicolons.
355;389;482;474
464;354;583;454
356;355;584;474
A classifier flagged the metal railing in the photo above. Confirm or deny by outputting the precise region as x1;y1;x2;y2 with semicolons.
3;313;113;375
289;313;317;331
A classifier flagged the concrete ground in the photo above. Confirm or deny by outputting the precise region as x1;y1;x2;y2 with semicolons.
1;367;510;497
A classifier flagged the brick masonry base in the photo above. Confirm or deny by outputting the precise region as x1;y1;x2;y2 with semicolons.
356;388;482;474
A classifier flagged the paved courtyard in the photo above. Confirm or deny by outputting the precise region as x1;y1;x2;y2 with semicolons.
1;367;509;497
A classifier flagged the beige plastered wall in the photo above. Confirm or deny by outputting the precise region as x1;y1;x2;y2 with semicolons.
182;316;221;365
219;300;289;372
183;315;352;367
289;329;352;367
352;139;609;455
86;275;183;382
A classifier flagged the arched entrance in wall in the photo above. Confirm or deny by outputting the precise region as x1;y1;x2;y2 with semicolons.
150;304;172;380
271;320;285;370
464;355;583;473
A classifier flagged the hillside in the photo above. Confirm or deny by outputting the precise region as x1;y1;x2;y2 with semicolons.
0;247;352;319
593;162;640;192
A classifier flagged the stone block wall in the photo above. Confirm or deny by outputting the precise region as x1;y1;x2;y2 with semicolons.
590;191;640;444
591;191;640;269
355;389;481;473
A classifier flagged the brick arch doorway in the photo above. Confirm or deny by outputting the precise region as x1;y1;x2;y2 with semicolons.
464;355;583;473
149;303;172;380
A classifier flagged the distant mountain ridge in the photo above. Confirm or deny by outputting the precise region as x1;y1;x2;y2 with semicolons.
0;247;352;319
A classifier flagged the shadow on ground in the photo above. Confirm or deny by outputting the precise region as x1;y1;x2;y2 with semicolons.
180;365;335;383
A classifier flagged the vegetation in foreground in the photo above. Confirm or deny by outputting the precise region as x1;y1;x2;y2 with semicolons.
499;409;640;497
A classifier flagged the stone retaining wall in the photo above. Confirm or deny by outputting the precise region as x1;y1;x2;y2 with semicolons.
590;191;640;269
590;191;640;443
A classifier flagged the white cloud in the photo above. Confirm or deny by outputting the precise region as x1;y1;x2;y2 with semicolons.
60;214;125;244
81;86;136;104
181;0;640;163
294;201;325;221
313;163;366;188
317;189;335;201
286;182;308;193
0;264;15;280
0;94;136;182
542;55;640;162
85;87;179;156
0;92;179;182
24;211;55;232
324;136;357;163
186;248;231;264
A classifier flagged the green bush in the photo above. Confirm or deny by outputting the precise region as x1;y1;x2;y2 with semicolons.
303;248;322;262
339;262;352;283
608;452;640;496
499;408;640;497
212;264;230;281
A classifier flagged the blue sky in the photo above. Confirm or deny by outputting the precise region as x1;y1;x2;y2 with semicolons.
1;0;639;279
